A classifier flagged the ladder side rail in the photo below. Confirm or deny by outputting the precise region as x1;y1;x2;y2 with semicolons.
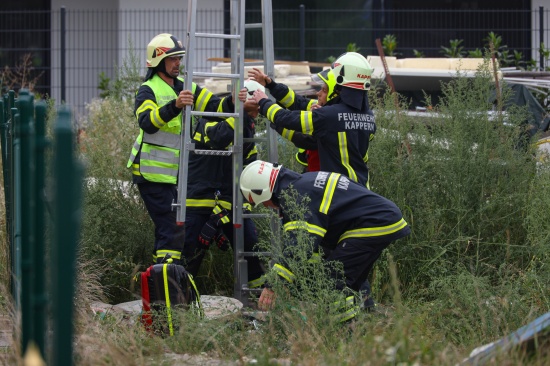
176;0;198;224
261;0;282;280
232;0;248;304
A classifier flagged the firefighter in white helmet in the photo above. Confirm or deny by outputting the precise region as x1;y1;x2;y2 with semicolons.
240;160;410;321
247;67;340;173
250;52;376;188
181;79;266;289
250;52;378;307
127;33;239;265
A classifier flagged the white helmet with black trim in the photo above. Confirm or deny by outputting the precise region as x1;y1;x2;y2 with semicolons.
240;160;282;207
244;78;265;100
146;33;186;68
331;52;373;90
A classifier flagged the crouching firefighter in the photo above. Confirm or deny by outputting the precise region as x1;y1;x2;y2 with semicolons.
239;160;411;322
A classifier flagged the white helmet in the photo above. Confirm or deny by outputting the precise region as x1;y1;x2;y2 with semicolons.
146;33;186;68
240;160;282;207
331;52;373;90
244;78;265;100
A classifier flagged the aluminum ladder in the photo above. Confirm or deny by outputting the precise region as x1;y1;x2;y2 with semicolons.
174;0;278;306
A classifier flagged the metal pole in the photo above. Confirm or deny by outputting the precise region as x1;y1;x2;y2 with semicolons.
32;101;48;357
61;6;66;103
17;90;36;356
540;6;545;71
299;4;305;61
51;106;82;366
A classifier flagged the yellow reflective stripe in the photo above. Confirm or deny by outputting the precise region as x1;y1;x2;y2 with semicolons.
225;117;235;129
186;199;232;210
273;263;295;283
216;97;227;113
336;305;360;323
279;89;295;107
162;264;174;336
300;111;313;134
203;121;220;144
281;128;294;141
283;220;326;237
136;100;165;129
248;276;266;288
213;205;230;224
246;146;258;159
306;100;317;111
135;100;156;116
308;252;321;263
338;218;408;243
148;108;165;129
266;103;283;121
156;250;181;260
195;88;213;112
319;173;340;214
131;163;141;176
193;132;202;142
187;273;204;318
363;150;369;163
338;132;358;182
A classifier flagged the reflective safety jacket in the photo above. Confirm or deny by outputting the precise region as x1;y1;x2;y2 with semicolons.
258;85;376;187
127;74;235;184
186;114;258;213
266;80;319;171
271;167;410;273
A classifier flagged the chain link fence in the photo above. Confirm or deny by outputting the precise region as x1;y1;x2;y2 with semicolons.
1;7;548;117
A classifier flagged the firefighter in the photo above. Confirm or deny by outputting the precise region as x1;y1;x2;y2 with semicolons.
248;67;339;173
250;52;376;188
240;160;410;321
127;33;238;265
181;79;265;288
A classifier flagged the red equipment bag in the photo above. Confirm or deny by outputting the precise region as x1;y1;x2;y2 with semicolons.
141;263;203;336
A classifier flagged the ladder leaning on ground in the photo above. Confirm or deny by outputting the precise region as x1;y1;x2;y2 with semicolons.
174;0;278;306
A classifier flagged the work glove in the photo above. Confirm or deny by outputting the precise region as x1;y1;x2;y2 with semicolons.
214;230;230;251
197;205;230;250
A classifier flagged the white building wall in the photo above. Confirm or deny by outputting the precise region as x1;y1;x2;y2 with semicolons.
50;0;224;118
531;0;550;67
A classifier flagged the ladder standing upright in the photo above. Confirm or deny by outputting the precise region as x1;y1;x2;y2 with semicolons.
174;0;278;305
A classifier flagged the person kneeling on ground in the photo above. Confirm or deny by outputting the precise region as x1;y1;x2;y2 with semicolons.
239;160;411;322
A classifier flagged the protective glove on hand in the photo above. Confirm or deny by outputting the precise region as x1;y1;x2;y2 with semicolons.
214;230;230;251
198;205;230;250
198;220;218;250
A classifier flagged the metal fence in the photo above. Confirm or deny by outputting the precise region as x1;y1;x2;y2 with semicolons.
1;7;549;118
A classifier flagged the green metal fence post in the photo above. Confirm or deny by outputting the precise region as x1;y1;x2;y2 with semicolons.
6;91;17;300
11;105;22;311
17;89;36;355
51;105;83;366
32;101;48;357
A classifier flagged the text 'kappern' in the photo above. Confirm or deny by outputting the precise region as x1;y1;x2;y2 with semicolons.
338;113;375;131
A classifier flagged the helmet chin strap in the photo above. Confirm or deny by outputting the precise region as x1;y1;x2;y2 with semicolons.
158;60;178;80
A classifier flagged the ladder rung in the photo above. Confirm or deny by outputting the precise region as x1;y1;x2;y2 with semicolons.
239;251;272;257
245;23;262;29
193;71;241;79
190;111;239;118
244;137;267;143
244;61;265;66
241;287;264;294
196;32;241;40
192;149;232;156
243;213;272;219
